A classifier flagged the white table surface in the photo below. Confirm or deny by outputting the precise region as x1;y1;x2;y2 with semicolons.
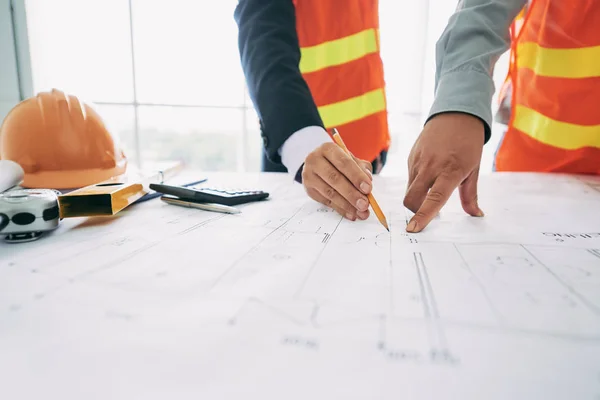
1;171;600;400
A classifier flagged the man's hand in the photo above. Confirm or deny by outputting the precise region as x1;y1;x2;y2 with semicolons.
302;142;373;221
404;113;485;233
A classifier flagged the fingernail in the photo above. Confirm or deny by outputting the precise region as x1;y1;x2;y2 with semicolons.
360;182;371;193
365;169;373;179
406;220;418;232
346;213;356;221
356;198;368;211
476;209;485;217
357;210;369;220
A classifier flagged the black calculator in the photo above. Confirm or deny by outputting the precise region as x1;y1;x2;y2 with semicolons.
149;183;269;206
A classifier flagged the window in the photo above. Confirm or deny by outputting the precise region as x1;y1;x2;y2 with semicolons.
24;0;253;171
131;0;244;108
25;0;134;103
0;0;22;121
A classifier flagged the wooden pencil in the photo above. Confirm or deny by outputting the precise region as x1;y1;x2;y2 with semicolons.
331;128;389;231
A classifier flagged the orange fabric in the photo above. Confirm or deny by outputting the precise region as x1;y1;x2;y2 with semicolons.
516;68;600;126
518;1;600;48
495;0;600;174
496;5;527;108
496;127;600;173
302;52;385;108
293;0;379;46
293;0;390;162
333;111;388;165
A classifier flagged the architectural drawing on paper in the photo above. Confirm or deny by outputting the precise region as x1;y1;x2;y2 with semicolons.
1;173;600;398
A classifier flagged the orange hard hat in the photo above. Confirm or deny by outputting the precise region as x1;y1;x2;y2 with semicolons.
0;89;127;189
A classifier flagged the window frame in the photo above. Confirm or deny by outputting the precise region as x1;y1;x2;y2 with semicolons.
13;0;254;172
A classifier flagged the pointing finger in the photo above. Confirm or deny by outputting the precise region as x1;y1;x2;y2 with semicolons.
406;173;462;233
403;172;435;214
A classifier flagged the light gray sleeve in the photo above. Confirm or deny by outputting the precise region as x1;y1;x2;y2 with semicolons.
427;0;527;142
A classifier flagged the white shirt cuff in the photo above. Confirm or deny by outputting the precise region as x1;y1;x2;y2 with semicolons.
278;126;332;179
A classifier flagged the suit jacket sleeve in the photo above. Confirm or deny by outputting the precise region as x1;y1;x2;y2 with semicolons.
234;0;324;165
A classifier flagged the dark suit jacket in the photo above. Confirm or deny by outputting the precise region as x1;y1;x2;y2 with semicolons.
234;0;324;170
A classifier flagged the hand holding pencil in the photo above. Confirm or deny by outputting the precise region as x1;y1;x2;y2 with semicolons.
331;128;389;231
300;130;374;221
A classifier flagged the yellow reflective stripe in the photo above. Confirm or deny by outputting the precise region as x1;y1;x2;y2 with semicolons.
318;88;386;128
513;105;600;150
299;28;379;74
517;42;600;78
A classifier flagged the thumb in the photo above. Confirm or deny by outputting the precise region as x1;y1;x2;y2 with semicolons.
459;167;484;217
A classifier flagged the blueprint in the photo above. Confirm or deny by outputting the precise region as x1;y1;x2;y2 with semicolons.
1;172;599;399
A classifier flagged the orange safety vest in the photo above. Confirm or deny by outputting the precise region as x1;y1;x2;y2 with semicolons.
292;0;390;162
495;0;600;174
